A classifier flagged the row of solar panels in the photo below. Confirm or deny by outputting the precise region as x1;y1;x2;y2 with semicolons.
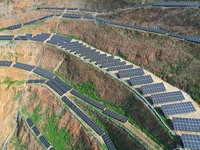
61;96;116;150
0;35;129;124
4;13;200;44
1;60;129;149
26;118;54;150
43;34;200;150
134;1;200;7
36;7;111;13
1;34;198;149
1;33;195;112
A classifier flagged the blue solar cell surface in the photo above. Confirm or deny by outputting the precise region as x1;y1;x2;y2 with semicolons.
181;134;200;150
160;102;196;116
13;62;34;71
0;61;12;66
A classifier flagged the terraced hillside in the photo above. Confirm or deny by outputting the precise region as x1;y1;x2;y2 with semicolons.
0;0;200;150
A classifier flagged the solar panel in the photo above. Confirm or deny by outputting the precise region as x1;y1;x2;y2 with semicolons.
14;36;29;40
107;65;134;71
13;62;34;71
33;67;54;79
100;61;126;68
26;79;46;84
103;109;128;123
47;35;72;45
172;117;200;132
50;78;70;93
150;91;184;104
31;33;51;42
70;89;105;110
61;96;76;109
26;118;34;127
181;134;200;150
72;107;104;136
49;147;55;150
54;77;72;91
0;35;14;40
39;136;50;149
128;75;153;86
0;61;12;66
140;83;166;94
46;80;65;96
63;13;83;19
160;102;196;116
32;126;40;136
102;134;116;150
118;68;144;78
7;24;22;30
96;59;121;65
89;55;112;62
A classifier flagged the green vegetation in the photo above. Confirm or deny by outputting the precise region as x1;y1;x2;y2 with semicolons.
0;28;6;32
10;134;29;150
72;96;108;134
13;90;23;103
43;113;75;150
189;86;200;103
54;71;169;147
29;93;38;102
0;77;25;90
30;104;43;125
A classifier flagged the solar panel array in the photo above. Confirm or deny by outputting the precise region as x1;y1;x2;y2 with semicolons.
0;61;12;66
61;96;104;136
140;83;166;94
47;35;72;45
7;24;22;30
33;67;54;79
32;126;40;136
3;12;200;45
150;91;185;104
13;62;35;71
102;134;116;150
153;1;200;7
107;64;134;71
0;35;14;40
14;34;32;40
39;136;51;149
118;68;144;78
31;33;51;42
103;109;128;123
26;79;46;84
46;80;66;96
26;118;34;128
70;89;105;110
181;134;200;150
172;117;200;132
128;75;153;86
160;102;196;116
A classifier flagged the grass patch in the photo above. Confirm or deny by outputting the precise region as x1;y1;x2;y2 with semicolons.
30;104;43;125
10;134;29;150
43;113;74;150
0;28;7;32
0;77;25;90
1;77;18;90
13;90;23;103
54;71;170;147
